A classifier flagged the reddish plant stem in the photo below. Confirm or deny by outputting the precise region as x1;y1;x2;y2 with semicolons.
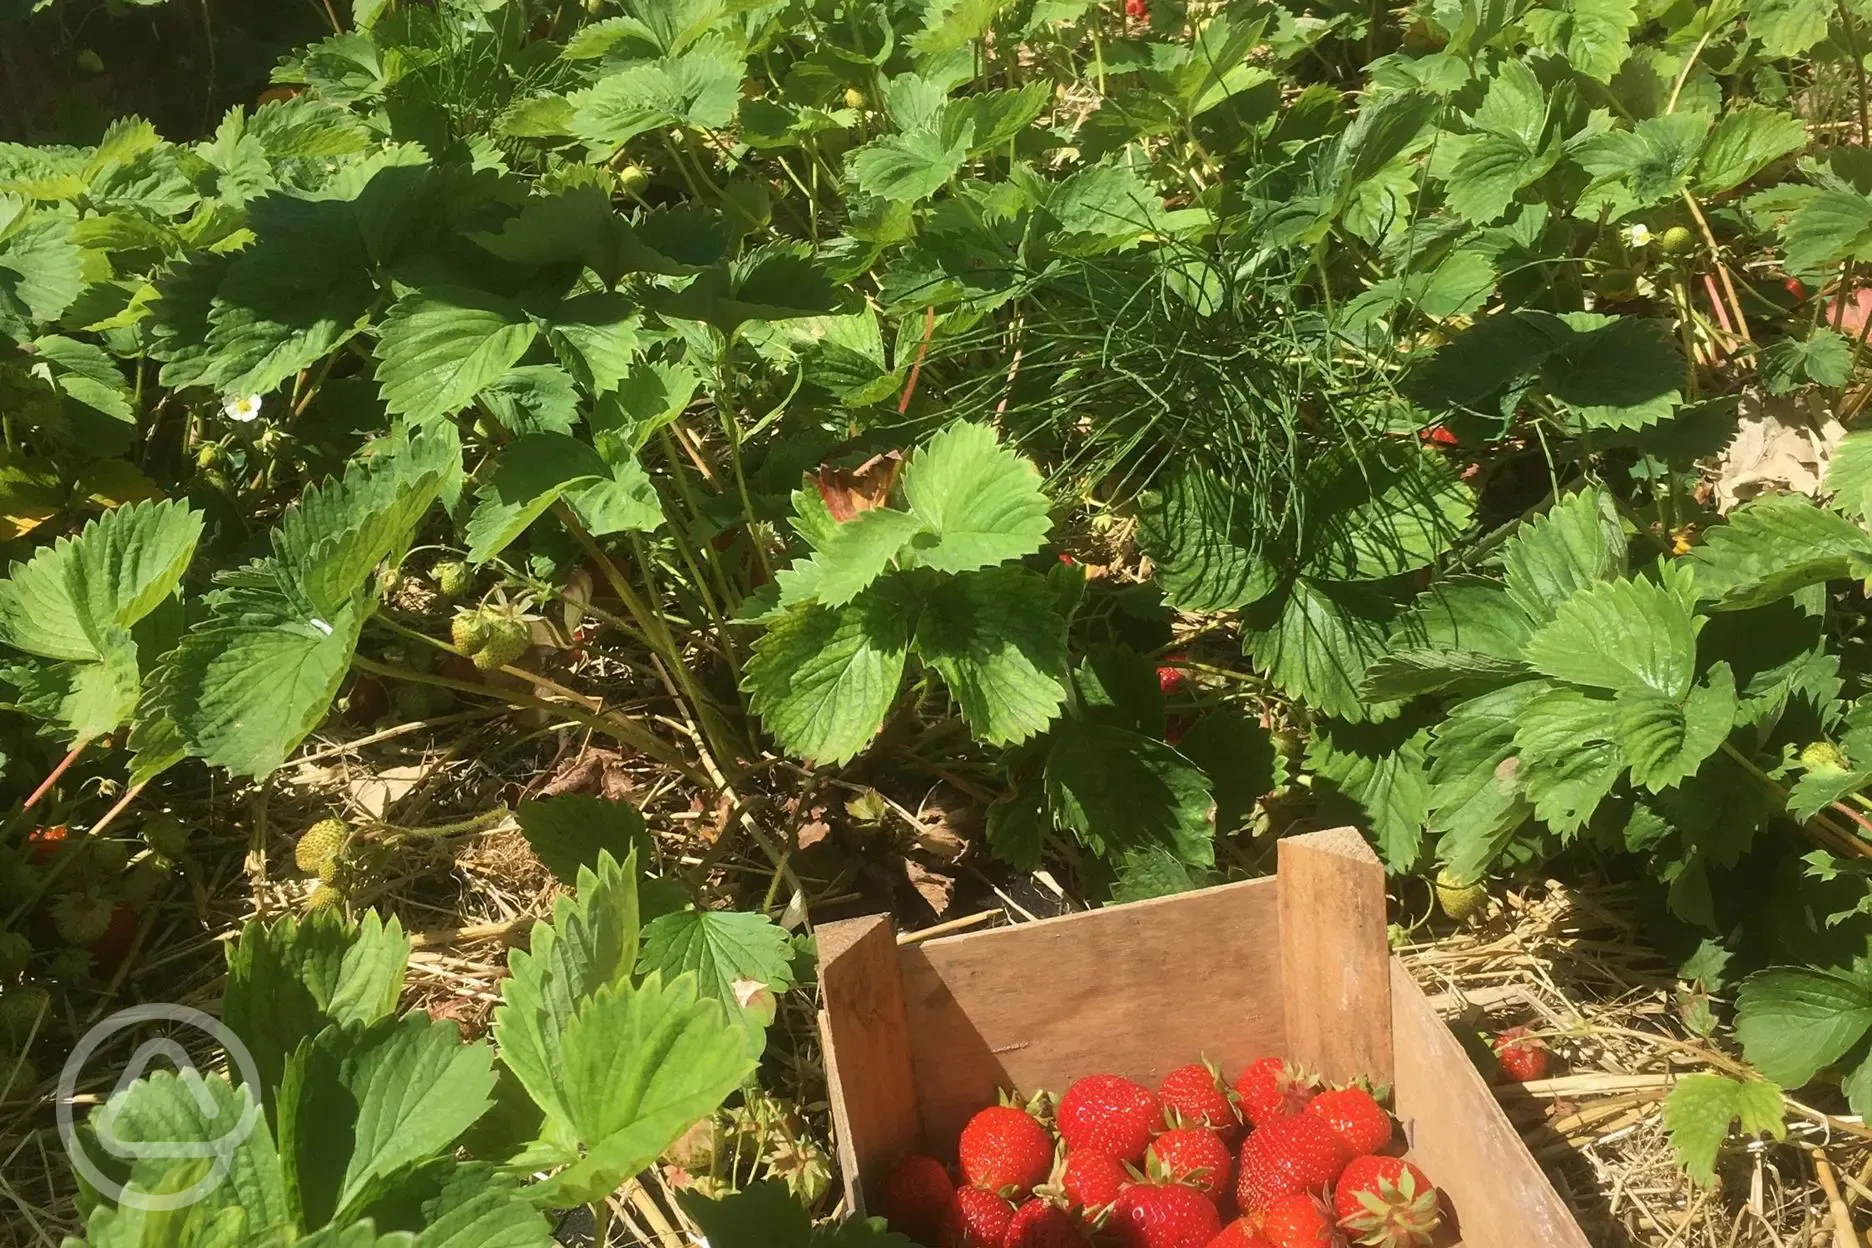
898;305;938;415
22;740;87;813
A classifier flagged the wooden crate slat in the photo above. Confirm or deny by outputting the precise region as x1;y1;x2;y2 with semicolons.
896;876;1283;1153
817;914;922;1215
1391;959;1592;1248
1278;826;1395;1085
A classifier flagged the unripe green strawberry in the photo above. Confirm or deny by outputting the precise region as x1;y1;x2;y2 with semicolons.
392;684;437;720
0;1051;37;1102
1659;225;1695;255
195;442;224;470
843;86;866;110
140;814;189;860
432;560;471;598
0;985;48;1041
451;609;491;655
474;614;530;671
1435;868;1488;921
0;931;27;978
1801;740;1851;773
617;164;650;196
51;890;113;946
295;818;348;878
306;882;345;912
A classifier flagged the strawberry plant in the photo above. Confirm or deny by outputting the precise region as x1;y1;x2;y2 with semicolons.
7;0;1872;1223
66;848;773;1242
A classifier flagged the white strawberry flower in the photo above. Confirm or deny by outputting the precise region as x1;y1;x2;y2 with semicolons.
222;394;263;423
1626;223;1652;248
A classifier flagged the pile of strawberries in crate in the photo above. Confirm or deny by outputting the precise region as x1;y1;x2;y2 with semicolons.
880;1058;1446;1248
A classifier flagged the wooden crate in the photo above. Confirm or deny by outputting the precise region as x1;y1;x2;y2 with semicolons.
816;827;1590;1248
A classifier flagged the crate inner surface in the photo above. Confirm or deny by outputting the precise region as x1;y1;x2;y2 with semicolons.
897;876;1284;1152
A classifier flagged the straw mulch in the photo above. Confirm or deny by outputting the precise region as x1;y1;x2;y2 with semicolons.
1401;878;1872;1248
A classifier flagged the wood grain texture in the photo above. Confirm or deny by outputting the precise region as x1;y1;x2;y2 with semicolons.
1391;959;1591;1248
1277;826;1393;1085
817;914;922;1214
897;877;1284;1154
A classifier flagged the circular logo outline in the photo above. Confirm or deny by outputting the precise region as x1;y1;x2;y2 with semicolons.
57;1004;263;1213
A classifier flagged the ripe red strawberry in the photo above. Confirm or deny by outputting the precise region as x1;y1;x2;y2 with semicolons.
1233;1058;1320;1128
1161;1062;1242;1143
1332;1156;1440;1248
27;825;68;864
1059;1074;1161;1164
1234;1114;1351;1213
1147;1128;1233;1200
1303;1088;1391;1156
1006;1199;1092;1247
1124;0;1148;18
948;1187;1015;1248
1207;1219;1276;1248
1111;1182;1222;1248
1157;655;1189;693
1063;1149;1130;1210
1254;1192;1338;1248
881;1153;957;1245
960;1104;1054;1196
1493;1026;1550;1082
1417;424;1458;447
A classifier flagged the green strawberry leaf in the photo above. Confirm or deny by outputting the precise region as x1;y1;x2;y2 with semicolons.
156;581;365;778
1749;0;1834;57
0;497;202;662
515;795;651;887
1307;714;1434;869
1136;463;1281;612
1663;1074;1785;1188
849;126;973;203
1301;445;1476;581
569;42;745;146
413;1164;554;1248
1242;578;1397;722
1173;709;1277;836
463;434;613;565
1541;314;1683;430
899;422;1052;573
1736;963;1872;1094
1044;720;1216;868
1695;106;1806;196
1502;487;1628;623
1427;682;1540;880
744;588;913;765
1687;494;1872;611
639;908;796;1011
277;1015;495;1229
224;909;410;1122
527;971;755;1207
271;425;453;619
0;209;83;340
81;1069;287;1233
1616;663;1738;791
1522;576;1698;698
373;288;539;427
1512;684;1622;834
912;567;1068;746
774;508;926;609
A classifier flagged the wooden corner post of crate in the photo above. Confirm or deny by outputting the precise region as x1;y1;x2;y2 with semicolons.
1277;827;1394;1086
816;912;920;1216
